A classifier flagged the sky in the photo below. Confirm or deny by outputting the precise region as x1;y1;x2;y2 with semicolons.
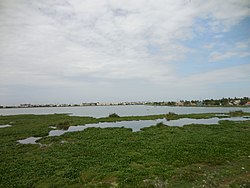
0;0;250;105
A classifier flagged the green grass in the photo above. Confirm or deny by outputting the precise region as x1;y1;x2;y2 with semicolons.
0;112;249;187
229;110;245;117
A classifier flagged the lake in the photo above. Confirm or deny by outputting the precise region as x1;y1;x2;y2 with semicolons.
1;105;250;117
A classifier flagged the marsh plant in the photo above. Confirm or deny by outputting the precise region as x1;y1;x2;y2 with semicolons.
56;121;71;130
108;113;120;118
229;110;244;117
0;112;249;187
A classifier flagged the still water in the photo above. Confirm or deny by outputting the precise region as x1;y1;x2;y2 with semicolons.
0;124;12;128
1;105;250;117
48;116;249;136
17;116;249;144
18;137;42;144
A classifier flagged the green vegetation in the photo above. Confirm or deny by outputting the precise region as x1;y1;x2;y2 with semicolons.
56;121;72;130
0;112;250;187
108;113;120;118
151;97;250;107
229;110;244;117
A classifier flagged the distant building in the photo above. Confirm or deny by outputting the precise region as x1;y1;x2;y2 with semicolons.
233;100;241;105
19;104;31;108
245;102;250;106
196;101;203;107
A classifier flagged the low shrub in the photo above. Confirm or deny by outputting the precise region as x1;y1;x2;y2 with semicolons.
229;110;244;117
108;113;120;118
57;121;71;130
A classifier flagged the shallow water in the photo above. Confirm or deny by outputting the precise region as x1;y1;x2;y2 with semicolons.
0;124;12;128
48;116;250;136
17;116;250;144
1;105;250;117
17;137;42;144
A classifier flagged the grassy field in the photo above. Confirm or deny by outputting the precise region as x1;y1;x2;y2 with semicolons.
0;112;249;187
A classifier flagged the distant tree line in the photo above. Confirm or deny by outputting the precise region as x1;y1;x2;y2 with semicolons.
151;97;250;107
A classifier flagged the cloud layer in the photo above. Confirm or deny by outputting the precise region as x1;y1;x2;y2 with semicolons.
0;0;250;104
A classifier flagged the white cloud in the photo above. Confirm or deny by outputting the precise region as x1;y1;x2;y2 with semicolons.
203;43;215;49
235;40;250;49
209;51;236;62
209;51;250;62
192;0;250;32
209;39;250;62
0;0;250;103
187;64;250;85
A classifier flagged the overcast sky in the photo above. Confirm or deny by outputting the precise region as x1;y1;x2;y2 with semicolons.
0;0;250;105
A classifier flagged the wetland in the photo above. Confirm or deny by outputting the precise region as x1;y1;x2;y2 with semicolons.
0;110;250;187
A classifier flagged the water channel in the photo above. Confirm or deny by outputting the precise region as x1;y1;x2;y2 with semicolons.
17;116;250;144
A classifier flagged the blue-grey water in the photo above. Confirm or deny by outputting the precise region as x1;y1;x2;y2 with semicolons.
0;124;12;128
48;116;249;136
17;137;42;144
17;116;249;144
1;105;250;117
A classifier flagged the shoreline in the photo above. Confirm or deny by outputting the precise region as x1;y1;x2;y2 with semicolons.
1;104;250;110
